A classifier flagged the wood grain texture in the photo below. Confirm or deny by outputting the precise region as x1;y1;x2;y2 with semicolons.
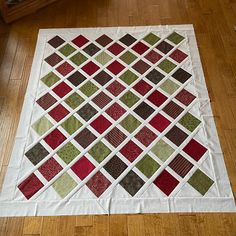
0;0;236;235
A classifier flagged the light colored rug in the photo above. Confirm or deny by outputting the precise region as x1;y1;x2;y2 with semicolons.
0;25;235;216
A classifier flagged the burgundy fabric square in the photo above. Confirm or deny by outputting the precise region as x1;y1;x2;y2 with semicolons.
183;139;207;161
165;126;188;146
153;170;179;196
170;49;188;63
162;101;184;119
96;34;113;47
18;173;44;199
81;61;100;76
147;90;167;107
90;115;112;134
74;128;97;148
106;102;126;120
52;81;72;98
135;126;157;147
107;42;125;55
71;156;95;180
149;113;171;132
145;50;162;64
133;80;152;95
105;127;127;147
106;80;125;96
92;92;112;108
93;71;112;86
107;61;125;75
48;104;69;122
169;154;193;177
132;42;149;55
48;36;65;48
72;35;89;47
36;93;57;110
44;128;66;149
45;53;63;67
132;60;151;74
120;140;143;162
56;62;74;76
175;89;196;106
86;171;111;197
156;41;174;54
38;157;63;181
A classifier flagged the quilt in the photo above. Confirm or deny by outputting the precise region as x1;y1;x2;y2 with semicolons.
0;25;235;215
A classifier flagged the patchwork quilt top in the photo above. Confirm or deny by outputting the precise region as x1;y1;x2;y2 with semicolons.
1;25;235;215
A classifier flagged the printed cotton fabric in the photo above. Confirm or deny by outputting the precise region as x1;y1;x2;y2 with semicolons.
0;25;235;216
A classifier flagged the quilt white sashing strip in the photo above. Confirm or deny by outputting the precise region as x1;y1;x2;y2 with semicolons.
0;25;235;215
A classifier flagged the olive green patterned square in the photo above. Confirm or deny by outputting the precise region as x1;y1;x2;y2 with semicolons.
151;139;174;162
179;112;201;132
41;72;60;87
158;59;177;74
167;32;185;44
61;115;82;135
160;79;180;95
70;52;88;66
59;44;76;57
120;114;141;133
52;173;77;198
57;142;80;164
120;51;137;65
65;92;84;109
188;169;214;195
95;51;112;65
32;116;53;135
143;33;160;46
120;91;139;108
88;141;111;163
80;81;99;97
119;70;138;85
136;154;160;178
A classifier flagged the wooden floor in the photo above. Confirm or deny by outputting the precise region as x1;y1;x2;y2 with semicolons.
0;0;236;235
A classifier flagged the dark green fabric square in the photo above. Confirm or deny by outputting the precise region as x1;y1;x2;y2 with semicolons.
179;112;201;132
143;33;160;45
61;115;82;135
120;51;137;65
65;92;84;109
41;72;60;87
119;70;138;85
70;52;88;66
120;91;139;108
59;44;76;57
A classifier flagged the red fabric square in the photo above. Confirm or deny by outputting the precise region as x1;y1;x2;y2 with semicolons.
175;89;196;106
147;90;167;107
106;80;125;96
48;104;69;122
149;113;171;132
71;156;95;180
81;61;100;76
56;62;74;76
132;42;149;54
170;49;188;63
106;102;126;120
107;61;125;75
183;139;207;161
44;128;66;149
145;50;162;64
90;115;112;134
86;171;111;197
38;157;63;181
18;173;44;199
52;81;72;98
72;35;89;47
107;42;125;55
133;80;152;95
153;170;179;196
120;140;143;162
135;126;157;146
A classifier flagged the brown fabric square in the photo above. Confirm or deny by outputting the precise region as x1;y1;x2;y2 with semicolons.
67;71;87;87
172;68;192;83
103;155;127;179
156;41;174;54
83;43;100;56
96;34;113;47
162;101;184;119
105;127;127;148
132;60;151;74
48;36;65;48
165;125;188;146
36;93;57;110
119;34;136;46
44;53;63;67
74;128;97;148
92;92;112;108
146;69;165;84
133;102;155;120
93;71;112;86
77;103;98;121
